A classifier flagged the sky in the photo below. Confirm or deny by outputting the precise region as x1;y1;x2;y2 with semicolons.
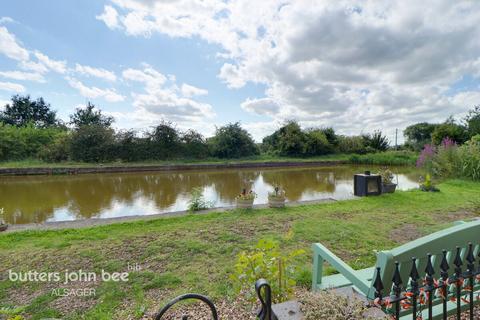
0;1;480;143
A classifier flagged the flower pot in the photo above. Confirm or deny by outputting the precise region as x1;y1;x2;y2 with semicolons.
268;197;286;208
236;198;254;209
0;224;8;232
382;183;397;194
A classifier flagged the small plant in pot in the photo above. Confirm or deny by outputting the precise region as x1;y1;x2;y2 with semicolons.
0;208;8;232
268;186;286;208
379;168;397;194
236;189;256;209
419;174;440;192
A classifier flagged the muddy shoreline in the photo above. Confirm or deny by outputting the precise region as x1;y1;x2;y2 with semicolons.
0;160;347;176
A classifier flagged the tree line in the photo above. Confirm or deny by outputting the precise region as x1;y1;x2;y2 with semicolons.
403;107;480;151
0;95;478;163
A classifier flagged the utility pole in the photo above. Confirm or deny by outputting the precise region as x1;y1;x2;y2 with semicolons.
395;128;398;150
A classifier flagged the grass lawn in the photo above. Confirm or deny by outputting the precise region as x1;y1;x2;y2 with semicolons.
0;151;416;169
1;179;478;319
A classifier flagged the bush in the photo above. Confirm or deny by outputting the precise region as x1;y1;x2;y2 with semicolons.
115;130;151;162
349;151;417;166
417;136;480;180
38;132;71;162
431;121;468;145
70;125;116;162
362;130;389;151
209;122;258;158
231;238;304;303
148;121;182;159
181;129;209;159
0;123;65;161
187;187;213;212
337;135;367;154
305;129;333;155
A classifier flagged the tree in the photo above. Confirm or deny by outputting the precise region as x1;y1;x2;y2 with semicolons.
181;129;209;158
262;121;307;156
0;95;59;128
148;121;181;159
209;122;258;158
69;102;114;128
362;130;389;152
404;122;437;150
431;121;468;145
305;129;333;155
70;125;115;162
320;127;338;147
465;105;480;137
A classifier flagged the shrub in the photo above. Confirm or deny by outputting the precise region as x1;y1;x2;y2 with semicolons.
181;129;209;159
231;238;305;303
362;130;389;151
337;135;366;154
305;129;333;155
431;121;468;145
38;132;71;162
417;136;480;181
148;121;182;159
187;187;213;212
0;123;65;160
208;122;258;158
115;130;151;162
70;125;116;162
349;151;416;166
404;122;437;151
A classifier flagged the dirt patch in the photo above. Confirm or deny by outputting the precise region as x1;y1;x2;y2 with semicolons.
442;210;480;222
389;224;423;243
139;299;256;320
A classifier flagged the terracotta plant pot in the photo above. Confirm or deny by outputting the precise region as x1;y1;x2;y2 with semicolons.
382;183;397;194
236;198;254;209
268;197;286;208
0;224;8;232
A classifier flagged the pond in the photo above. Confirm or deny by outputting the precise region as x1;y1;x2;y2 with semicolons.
0;165;421;224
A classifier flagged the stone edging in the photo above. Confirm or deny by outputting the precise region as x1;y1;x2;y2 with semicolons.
0;160;347;176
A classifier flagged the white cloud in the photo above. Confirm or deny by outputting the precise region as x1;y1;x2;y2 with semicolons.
241;97;280;117
122;66;167;91
19;60;49;74
67;77;125;102
0;81;25;93
99;0;480;138
75;63;116;81
181;83;208;97
0;26;29;61
96;5;120;29
34;51;67;74
0;17;14;24
122;65;215;124
0;70;45;82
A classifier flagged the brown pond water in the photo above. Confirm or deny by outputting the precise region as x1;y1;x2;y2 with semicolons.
0;165;421;224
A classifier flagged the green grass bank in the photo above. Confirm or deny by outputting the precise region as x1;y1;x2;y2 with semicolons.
0;179;479;319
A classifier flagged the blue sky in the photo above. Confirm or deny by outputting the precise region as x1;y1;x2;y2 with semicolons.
1;1;480;141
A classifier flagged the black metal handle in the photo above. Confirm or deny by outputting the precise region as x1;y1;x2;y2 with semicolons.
155;293;218;320
255;279;278;320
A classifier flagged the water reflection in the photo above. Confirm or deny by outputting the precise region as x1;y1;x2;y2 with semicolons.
0;165;420;224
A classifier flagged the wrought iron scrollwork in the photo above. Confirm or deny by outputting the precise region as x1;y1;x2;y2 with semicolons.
155;293;218;320
255;279;278;320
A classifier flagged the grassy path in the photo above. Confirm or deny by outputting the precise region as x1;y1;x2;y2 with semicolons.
0;180;479;319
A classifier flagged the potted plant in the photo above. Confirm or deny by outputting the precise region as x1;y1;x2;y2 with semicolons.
379;168;397;193
420;174;440;192
236;189;256;209
268;186;286;208
0;208;8;232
